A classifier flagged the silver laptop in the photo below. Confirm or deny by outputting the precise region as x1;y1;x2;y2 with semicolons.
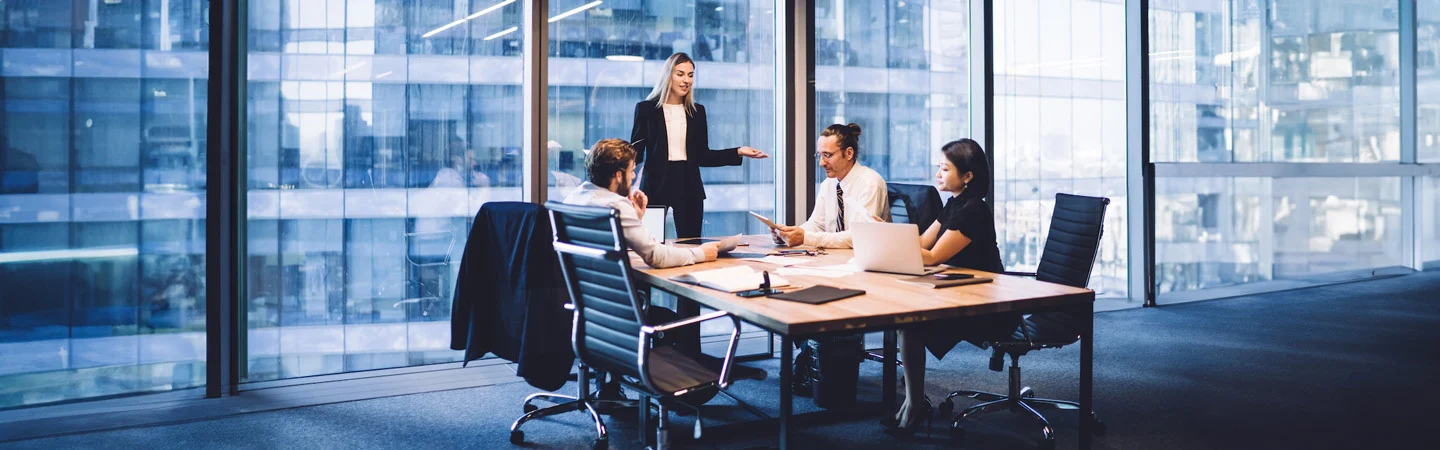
852;221;929;275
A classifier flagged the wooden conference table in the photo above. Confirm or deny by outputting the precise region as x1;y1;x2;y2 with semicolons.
631;235;1097;450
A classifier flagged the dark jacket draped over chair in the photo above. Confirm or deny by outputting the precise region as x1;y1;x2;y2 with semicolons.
450;202;573;391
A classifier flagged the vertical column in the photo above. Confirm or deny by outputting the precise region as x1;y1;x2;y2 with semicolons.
1127;0;1155;306
206;0;247;398
786;0;815;224
1401;0;1421;269
523;0;549;204
972;0;993;201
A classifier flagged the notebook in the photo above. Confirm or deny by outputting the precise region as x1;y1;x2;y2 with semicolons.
767;285;866;305
670;266;791;293
895;274;993;289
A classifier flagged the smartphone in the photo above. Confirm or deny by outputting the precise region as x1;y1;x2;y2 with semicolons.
932;273;975;281
736;288;783;298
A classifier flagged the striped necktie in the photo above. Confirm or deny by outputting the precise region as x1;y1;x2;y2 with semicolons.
835;183;846;232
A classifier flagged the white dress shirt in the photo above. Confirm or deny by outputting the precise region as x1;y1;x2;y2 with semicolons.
563;182;705;269
662;104;688;161
799;163;888;248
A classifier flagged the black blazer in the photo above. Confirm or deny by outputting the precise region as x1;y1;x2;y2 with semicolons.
449;202;573;391
629;99;741;201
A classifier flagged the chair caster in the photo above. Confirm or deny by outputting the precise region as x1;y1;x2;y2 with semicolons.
509;430;524;445
522;403;537;413
950;425;966;443
937;399;954;419
592;438;608;450
1092;417;1107;436
1037;438;1055;450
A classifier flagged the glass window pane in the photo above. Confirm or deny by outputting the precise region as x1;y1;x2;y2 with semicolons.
243;0;523;383
1;0;209;408
1152;0;1400;163
545;0;778;238
996;0;1128;298
815;0;970;188
1421;0;1440;163
1156;177;1405;293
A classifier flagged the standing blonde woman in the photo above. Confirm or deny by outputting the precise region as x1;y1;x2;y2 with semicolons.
630;52;768;239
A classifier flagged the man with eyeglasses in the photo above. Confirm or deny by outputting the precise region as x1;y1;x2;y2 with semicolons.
773;123;889;248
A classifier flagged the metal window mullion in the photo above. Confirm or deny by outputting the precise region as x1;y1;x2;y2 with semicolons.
522;1;548;204
972;0;993;204
1401;0;1421;269
206;0;247;398
1127;0;1154;306
790;0;815;225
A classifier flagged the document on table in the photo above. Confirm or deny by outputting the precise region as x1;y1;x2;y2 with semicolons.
754;255;813;266
777;263;858;279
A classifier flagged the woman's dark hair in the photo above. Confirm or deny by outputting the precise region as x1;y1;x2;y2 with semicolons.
941;139;991;201
586;138;637;186
819;123;862;160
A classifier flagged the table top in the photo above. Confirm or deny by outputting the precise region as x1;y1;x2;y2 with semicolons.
631;235;1095;336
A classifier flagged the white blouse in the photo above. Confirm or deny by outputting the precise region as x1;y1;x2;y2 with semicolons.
662;104;688;161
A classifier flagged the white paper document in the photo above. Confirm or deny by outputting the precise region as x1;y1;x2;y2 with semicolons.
671;265;791;293
777;267;851;279
755;256;814;266
717;234;743;253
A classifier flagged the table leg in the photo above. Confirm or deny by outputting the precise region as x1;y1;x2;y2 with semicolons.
882;330;897;412
779;335;793;450
1079;303;1094;450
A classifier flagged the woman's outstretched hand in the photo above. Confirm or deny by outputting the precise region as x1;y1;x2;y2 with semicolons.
738;146;769;159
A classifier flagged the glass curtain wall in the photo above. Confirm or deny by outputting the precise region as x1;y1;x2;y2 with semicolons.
812;0;971;188
1150;0;1406;294
0;0;210;408
994;0;1129;298
1424;0;1440;267
244;0;522;382
546;0;777;237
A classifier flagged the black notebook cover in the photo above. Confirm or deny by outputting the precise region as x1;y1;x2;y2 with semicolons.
768;285;865;305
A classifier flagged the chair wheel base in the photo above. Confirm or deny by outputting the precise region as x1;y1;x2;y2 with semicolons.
1038;439;1056;450
509;430;524;445
592;438;607;450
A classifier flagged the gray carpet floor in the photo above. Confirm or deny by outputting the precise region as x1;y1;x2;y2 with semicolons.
7;271;1440;450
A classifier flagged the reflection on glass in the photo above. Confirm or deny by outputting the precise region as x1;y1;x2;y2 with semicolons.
814;0;970;186
0;0;209;408
1425;177;1440;268
1152;0;1400;163
545;0;777;237
244;0;524;382
1421;0;1440;162
1156;177;1404;293
995;0;1128;298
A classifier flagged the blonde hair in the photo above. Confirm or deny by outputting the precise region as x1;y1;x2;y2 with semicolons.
645;52;696;114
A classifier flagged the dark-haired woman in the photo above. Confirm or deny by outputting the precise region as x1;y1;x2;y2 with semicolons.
884;139;1019;436
630;52;768;239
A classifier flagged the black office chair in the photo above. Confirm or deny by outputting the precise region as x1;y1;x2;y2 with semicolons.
509;202;744;450
940;193;1109;450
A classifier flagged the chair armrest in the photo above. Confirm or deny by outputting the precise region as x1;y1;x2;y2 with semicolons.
641;310;730;334
640;311;745;388
1003;271;1038;278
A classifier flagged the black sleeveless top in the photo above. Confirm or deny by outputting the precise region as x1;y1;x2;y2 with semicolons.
940;196;1003;273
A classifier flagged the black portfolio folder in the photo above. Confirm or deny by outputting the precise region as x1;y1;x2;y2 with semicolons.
768;285;865;305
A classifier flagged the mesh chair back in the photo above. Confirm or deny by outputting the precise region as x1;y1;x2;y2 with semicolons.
545;201;647;384
888;189;916;226
1034;193;1109;289
887;183;944;230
